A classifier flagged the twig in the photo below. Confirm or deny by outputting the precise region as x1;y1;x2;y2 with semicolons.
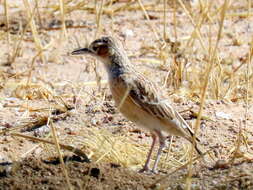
10;132;90;162
49;118;72;190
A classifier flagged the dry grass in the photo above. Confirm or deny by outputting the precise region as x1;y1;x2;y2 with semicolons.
0;0;253;189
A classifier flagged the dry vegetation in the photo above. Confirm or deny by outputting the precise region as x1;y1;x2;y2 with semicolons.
0;0;253;189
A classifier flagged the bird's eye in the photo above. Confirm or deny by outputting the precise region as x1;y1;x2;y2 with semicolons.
92;46;99;52
97;45;109;56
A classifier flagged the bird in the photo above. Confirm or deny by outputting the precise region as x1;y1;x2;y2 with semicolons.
71;36;202;173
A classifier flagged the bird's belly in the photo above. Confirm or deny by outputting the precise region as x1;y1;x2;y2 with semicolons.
120;101;160;130
109;81;163;131
121;104;186;136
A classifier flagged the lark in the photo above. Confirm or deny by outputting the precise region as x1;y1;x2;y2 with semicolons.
72;36;202;173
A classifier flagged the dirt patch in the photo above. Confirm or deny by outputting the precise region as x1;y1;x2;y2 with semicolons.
1;155;253;190
0;156;160;190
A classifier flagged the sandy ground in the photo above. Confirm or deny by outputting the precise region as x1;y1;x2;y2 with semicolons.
0;0;253;189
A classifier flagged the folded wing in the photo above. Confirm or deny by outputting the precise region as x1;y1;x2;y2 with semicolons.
127;74;199;142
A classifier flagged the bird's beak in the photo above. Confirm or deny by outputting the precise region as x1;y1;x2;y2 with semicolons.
71;47;93;55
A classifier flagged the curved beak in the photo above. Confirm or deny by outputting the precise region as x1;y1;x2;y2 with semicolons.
71;47;93;55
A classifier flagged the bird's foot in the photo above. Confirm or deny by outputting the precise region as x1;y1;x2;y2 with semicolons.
151;168;158;174
138;166;151;173
139;167;158;174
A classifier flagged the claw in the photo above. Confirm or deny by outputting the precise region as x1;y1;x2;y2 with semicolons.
139;167;158;174
151;169;158;174
138;166;150;173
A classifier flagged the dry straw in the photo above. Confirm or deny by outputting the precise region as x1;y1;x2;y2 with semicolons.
185;1;229;189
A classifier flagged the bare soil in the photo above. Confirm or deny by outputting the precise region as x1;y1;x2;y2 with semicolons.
0;1;253;189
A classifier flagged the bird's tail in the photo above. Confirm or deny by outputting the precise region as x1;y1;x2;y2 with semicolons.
194;142;203;155
185;136;203;155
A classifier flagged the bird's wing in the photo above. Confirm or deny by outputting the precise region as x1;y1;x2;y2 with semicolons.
126;74;198;141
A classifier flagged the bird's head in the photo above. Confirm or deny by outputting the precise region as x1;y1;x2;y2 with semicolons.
72;36;124;65
72;36;131;78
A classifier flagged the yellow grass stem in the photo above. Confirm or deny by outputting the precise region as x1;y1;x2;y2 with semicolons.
49;118;73;190
137;0;161;43
177;0;207;53
95;0;105;38
23;0;45;63
4;0;10;59
59;0;67;38
10;132;89;160
185;0;229;189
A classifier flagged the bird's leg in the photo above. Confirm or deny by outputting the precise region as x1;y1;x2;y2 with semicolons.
139;133;156;173
152;130;166;173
